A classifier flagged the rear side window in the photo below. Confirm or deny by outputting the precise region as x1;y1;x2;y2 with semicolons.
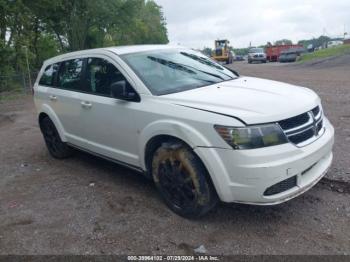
58;59;84;91
86;58;129;96
39;64;59;86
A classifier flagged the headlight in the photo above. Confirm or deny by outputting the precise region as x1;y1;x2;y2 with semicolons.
214;124;288;149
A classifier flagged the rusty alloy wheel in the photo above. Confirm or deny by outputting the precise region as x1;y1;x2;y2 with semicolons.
152;143;218;218
158;158;196;208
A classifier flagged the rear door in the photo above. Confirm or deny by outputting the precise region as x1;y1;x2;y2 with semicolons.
48;58;88;148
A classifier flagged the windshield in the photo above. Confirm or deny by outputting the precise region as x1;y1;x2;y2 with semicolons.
249;48;264;53
121;49;238;95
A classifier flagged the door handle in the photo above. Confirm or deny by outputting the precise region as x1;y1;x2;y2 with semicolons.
49;95;57;101
81;101;92;109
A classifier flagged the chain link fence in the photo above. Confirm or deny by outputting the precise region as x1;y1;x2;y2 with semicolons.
0;72;38;94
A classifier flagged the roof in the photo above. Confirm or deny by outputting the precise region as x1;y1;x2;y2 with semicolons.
44;45;185;65
106;44;185;55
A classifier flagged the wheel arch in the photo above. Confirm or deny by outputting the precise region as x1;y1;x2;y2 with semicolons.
143;134;183;177
38;105;67;142
138;120;213;171
143;134;220;205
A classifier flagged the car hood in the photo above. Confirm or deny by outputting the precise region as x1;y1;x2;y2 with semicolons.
161;77;320;125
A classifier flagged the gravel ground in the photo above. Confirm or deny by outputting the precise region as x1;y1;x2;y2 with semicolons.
0;61;349;255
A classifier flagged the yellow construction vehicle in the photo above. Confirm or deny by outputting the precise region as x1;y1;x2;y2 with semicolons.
211;39;233;64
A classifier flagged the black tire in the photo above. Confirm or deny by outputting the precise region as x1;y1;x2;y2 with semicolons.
40;117;73;159
151;142;218;218
248;60;252;64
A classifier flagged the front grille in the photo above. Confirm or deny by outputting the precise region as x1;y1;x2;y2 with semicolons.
312;106;320;116
279;113;309;130
264;176;297;196
316;120;323;133
278;106;324;146
288;128;314;144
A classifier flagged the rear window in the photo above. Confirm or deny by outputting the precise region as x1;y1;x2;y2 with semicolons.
57;59;84;91
39;64;59;86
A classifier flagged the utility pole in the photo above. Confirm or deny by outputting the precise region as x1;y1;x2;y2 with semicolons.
344;24;348;39
23;46;32;91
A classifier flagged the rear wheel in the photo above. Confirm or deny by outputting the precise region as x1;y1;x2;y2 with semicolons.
152;142;218;218
40;117;73;159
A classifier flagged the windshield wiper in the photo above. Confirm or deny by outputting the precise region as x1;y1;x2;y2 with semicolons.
177;60;236;80
180;52;224;70
193;68;225;80
148;56;196;74
148;55;228;81
180;52;238;79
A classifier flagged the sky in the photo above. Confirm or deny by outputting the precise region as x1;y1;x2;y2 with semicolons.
154;0;350;49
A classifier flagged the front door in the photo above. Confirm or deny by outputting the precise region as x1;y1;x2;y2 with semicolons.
79;57;140;166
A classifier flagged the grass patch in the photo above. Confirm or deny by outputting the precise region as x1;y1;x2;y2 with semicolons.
300;44;350;62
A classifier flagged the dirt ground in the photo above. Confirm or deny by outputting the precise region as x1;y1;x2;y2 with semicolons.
0;61;349;255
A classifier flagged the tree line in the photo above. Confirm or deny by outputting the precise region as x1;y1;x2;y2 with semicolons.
0;0;168;78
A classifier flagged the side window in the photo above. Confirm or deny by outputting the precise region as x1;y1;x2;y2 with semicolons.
39;63;59;86
58;59;84;91
86;58;131;96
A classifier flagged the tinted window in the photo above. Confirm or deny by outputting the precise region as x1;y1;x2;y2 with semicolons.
86;58;129;96
58;59;84;91
39;63;59;86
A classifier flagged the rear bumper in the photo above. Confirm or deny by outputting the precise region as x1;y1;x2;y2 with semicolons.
194;118;334;204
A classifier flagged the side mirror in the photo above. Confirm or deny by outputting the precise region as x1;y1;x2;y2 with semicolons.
110;80;139;101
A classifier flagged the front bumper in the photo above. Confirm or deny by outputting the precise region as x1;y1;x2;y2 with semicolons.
249;56;266;61
194;118;334;204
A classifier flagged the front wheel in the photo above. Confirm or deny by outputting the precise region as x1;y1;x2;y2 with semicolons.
152;143;218;218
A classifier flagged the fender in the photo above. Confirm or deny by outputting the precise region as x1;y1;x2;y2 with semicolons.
39;103;67;142
138;119;213;170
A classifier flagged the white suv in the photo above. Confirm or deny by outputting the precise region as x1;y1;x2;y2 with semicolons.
248;47;267;63
34;45;334;218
